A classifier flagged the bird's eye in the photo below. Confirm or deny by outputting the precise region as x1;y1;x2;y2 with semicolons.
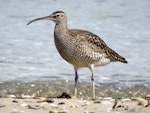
56;15;60;17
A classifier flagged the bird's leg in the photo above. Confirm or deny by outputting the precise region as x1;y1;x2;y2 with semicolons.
90;64;95;98
91;71;95;98
74;68;78;98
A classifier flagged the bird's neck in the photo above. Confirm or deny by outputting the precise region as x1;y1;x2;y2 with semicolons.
54;21;68;38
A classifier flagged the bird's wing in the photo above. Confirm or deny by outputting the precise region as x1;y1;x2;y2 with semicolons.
69;29;106;52
69;29;127;63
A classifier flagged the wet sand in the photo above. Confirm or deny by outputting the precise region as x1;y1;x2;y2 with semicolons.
0;94;149;113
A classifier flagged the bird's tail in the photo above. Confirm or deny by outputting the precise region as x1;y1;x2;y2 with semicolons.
118;57;128;63
106;47;128;63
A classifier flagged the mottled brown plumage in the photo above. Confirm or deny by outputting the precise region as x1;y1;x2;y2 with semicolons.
27;11;127;98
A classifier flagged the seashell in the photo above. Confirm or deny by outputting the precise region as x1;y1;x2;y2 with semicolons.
103;97;113;100
121;98;131;102
131;97;145;101
38;97;47;101
21;94;34;99
145;95;150;100
28;104;41;110
70;104;78;108
9;94;16;98
84;110;89;113
49;103;58;108
138;99;149;107
79;100;90;105
71;96;76;99
101;100;111;105
20;103;28;107
81;104;87;107
132;97;149;107
106;107;112;112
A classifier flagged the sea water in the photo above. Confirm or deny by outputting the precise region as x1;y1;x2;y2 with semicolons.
0;0;150;97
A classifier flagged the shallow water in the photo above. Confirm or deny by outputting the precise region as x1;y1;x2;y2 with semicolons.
0;80;150;99
0;0;150;97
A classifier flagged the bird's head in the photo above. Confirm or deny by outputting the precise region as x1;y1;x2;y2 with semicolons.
27;11;67;25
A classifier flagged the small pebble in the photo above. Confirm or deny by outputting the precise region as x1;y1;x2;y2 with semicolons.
13;108;18;112
49;110;67;113
58;102;65;105
31;84;35;87
12;100;18;103
125;106;128;110
87;98;96;101
47;98;54;103
37;97;54;103
93;100;101;104
81;104;88;107
57;92;71;98
37;97;47;103
58;111;67;113
49;110;58;113
116;105;123;108
38;97;47;101
0;105;5;108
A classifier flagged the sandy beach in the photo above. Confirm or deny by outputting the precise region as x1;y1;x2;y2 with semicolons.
0;93;150;113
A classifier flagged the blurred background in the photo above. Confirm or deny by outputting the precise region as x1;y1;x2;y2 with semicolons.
0;0;150;98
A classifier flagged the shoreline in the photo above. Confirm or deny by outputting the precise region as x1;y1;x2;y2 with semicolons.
0;93;149;113
0;80;150;99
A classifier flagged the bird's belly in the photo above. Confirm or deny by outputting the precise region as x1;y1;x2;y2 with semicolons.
94;58;111;66
54;38;111;67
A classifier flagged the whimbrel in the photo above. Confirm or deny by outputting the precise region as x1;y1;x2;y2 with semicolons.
27;11;127;98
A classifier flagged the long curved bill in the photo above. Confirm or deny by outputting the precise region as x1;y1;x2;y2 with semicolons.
27;15;51;25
